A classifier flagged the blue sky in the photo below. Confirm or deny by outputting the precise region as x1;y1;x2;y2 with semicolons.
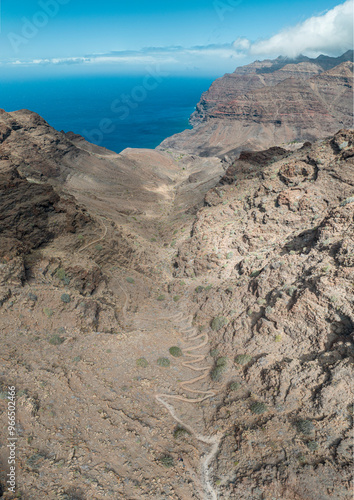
0;0;353;76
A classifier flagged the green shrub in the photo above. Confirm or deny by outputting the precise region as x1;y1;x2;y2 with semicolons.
210;349;219;358
216;356;227;367
250;402;267;414
211;316;229;331
195;286;204;293
56;268;66;280
136;358;149;368
28;292;38;302
169;346;182;358
43;307;54;318
126;277;135;284
95;244;103;251
211;357;227;381
159;455;174;468
229;381;240;391
173;295;180;302
173;427;190;439
226;252;233;259
61;293;71;304
49;334;65;346
157;357;170;367
235;354;252;365
211;365;226;381
306;441;318;451
296;420;314;435
157;294;166;301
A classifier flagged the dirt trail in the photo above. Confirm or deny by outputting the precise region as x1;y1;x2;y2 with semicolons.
79;216;223;499
155;320;223;499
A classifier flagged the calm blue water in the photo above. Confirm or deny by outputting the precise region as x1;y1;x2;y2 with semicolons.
0;75;214;153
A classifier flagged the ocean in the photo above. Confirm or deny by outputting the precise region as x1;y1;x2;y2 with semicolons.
0;74;215;153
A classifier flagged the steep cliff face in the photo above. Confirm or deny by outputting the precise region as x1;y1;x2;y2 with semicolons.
159;51;354;158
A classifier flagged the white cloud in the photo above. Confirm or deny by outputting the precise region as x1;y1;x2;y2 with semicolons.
233;38;251;51
247;0;353;58
4;2;353;71
6;44;246;68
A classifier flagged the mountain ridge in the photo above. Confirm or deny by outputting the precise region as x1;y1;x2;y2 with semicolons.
159;51;353;158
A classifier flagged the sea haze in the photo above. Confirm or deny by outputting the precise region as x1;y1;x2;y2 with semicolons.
0;75;215;153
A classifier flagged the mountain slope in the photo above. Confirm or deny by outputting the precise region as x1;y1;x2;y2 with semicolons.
159;51;353;158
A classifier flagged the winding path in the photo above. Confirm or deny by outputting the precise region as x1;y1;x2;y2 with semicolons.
77;216;108;254
79;215;223;499
155;322;223;499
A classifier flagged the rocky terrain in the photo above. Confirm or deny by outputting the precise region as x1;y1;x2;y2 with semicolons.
0;89;353;498
159;51;353;158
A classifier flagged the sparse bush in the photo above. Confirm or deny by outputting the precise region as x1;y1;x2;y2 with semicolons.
49;334;65;345
169;346;182;357
296;420;314;435
195;286;204;293
43;307;54;318
28;292;38;302
126;277;135;284
157;294;166;301
157;357;170;367
95;244;103;251
306;441;318;451
56;268;66;280
173;427;190;439
211;365;226;381
216;356;227;367
210;349;219;358
211;316;229;331
229;381;240;391
61;294;71;304
173;295;180;302
250;402;267;414
136;358;149;368
211;357;227;381
226;252;233;259
159;455;174;468
235;354;252;365
250;270;261;278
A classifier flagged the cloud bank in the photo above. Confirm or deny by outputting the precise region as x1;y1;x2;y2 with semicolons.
246;0;353;58
3;1;353;70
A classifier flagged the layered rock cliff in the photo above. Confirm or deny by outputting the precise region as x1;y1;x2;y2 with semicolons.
159;51;354;158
